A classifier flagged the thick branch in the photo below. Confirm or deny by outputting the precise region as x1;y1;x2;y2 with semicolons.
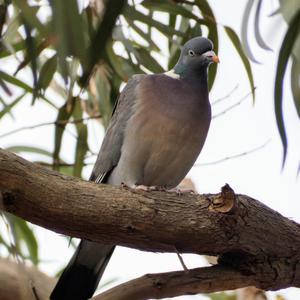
1;148;300;296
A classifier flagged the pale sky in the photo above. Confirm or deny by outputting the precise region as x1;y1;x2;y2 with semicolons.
0;0;299;299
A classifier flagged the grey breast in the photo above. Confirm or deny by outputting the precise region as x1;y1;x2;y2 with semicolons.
107;74;211;188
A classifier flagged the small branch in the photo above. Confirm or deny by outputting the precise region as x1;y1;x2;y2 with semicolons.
211;84;239;105
194;140;270;167
212;88;256;119
93;266;256;300
0;114;101;139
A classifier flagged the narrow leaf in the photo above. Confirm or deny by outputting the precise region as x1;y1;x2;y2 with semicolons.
135;47;165;73
224;26;255;102
125;18;160;51
0;93;25;119
254;0;272;51
0;78;12;96
291;56;300;117
72;100;88;178
81;0;126;85
274;10;300;165
195;0;219;90
123;6;186;39
0;70;55;107
53;98;75;169
6;145;59;160
22;21;38;103
12;1;45;34
50;0;88;80
241;0;261;63
11;215;39;265
37;55;57;93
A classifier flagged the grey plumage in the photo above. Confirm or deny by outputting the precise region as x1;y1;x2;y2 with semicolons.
50;36;217;300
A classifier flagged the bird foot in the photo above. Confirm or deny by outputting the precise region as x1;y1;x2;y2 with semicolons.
134;185;157;192
166;188;196;195
125;184;161;192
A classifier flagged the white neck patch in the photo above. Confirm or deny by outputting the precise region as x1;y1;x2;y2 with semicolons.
164;69;180;79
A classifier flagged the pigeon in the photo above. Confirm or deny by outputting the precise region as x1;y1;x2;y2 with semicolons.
50;36;218;300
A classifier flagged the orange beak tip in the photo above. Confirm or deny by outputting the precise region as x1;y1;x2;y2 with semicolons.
212;55;220;63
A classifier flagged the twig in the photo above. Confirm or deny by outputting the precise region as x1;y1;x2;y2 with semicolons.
0;114;101;139
211;84;239;105
194;140;270;167
212;88;256;119
174;246;189;273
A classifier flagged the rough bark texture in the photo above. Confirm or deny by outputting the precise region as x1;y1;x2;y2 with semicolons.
0;149;300;299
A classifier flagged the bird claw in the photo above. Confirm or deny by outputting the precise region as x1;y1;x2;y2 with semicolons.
166;188;196;195
132;185;159;192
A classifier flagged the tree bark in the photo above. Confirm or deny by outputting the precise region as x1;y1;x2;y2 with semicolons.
0;149;300;299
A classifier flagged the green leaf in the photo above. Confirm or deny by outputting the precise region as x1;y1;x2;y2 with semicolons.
0;41;25;58
0;70;34;92
254;0;272;51
135;47;165;73
291;56;300;117
105;42;142;81
0;70;56;107
195;0;219;90
6;145;57;159
50;0;87;80
37;55;57;93
142;0;198;20
123;5;186;39
14;35;55;75
53;98;76;169
274;10;300;166
22;21;38;103
168;15;191;70
124;18;160;51
224;26;255;102
0;78;12;96
13;216;38;265
12;1;45;34
241;0;260;63
5;214;38;265
81;0;126;86
94;66;113;127
72;100;88;178
0;2;8;37
0;93;25;119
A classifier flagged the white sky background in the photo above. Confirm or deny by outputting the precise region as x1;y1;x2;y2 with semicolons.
0;0;300;299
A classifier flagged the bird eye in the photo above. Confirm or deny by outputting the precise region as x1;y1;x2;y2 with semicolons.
188;49;195;57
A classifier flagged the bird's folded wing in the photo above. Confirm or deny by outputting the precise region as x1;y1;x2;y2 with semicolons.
90;74;146;183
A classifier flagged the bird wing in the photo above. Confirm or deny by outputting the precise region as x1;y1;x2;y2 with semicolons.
89;74;145;183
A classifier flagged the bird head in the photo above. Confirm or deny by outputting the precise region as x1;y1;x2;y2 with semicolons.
174;37;219;76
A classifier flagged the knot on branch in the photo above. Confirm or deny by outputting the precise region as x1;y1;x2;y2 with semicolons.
0;190;16;210
209;184;236;213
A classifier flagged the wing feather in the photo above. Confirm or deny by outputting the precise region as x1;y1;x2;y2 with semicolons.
89;74;145;183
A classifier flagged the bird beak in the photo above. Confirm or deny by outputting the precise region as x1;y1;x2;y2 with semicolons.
203;50;220;63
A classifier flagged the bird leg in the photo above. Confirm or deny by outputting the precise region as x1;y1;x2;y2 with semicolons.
173;246;189;273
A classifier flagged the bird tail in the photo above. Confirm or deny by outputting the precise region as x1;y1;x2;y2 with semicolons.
50;240;115;300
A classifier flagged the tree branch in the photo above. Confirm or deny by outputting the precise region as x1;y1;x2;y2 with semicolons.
1;148;300;298
93;265;256;300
